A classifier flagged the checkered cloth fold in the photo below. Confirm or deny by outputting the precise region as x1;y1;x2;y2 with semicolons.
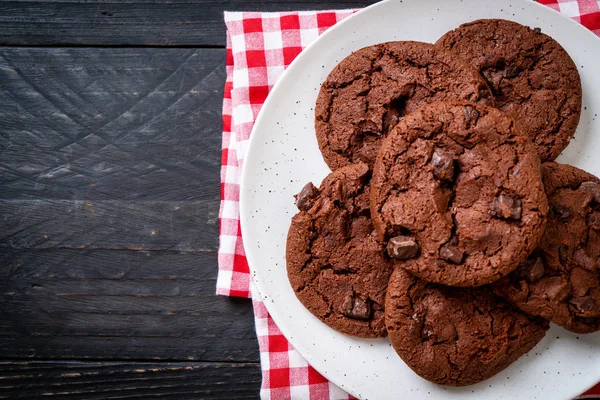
218;3;600;399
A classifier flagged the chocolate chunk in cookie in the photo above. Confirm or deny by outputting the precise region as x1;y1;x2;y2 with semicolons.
437;19;582;161
342;294;371;320
370;102;548;287
387;236;419;260
439;244;464;264
295;182;319;211
580;181;600;203
516;256;546;283
553;204;573;221
463;104;480;125
431;148;456;181
494;162;600;333
315;41;493;170
286;163;392;338
386;268;549;386
491;194;522;220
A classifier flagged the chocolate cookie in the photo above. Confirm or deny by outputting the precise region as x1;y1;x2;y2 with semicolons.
437;19;582;162
370;102;548;287
493;162;600;333
286;163;392;338
315;41;493;170
385;268;549;386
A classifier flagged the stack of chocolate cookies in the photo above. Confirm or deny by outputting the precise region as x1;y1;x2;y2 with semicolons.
286;19;599;386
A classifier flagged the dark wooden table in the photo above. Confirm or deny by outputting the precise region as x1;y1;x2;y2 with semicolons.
0;1;376;398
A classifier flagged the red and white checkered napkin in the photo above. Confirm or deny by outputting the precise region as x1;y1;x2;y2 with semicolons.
218;4;600;399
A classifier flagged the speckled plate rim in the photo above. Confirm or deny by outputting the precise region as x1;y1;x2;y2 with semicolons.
239;0;600;399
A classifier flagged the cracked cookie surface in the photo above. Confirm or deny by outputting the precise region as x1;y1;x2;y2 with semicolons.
370;102;548;287
286;163;392;338
436;19;582;162
493;162;600;333
314;41;493;170
385;268;549;386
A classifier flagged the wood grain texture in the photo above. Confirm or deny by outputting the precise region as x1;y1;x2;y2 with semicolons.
0;249;259;361
0;361;261;399
0;200;217;251
0;5;276;397
0;48;224;201
0;46;260;365
0;1;377;47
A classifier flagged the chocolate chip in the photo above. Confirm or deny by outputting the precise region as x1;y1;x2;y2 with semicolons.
558;245;569;266
552;205;573;221
463;105;480;125
387;236;419;260
580;181;600;204
544;277;570;302
439;244;464;264
431;148;455;181
342;294;371;320
295;182;319;211
588;213;600;231
574;249;596;271
421;324;434;339
479;87;492;103
519;257;545;282
491;194;522;220
504;64;519;78
533;27;542;34
569;296;596;314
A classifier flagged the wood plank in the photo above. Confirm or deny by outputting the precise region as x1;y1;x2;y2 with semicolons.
0;361;261;399
0;249;259;361
0;200;218;251
0;48;224;201
0;1;376;47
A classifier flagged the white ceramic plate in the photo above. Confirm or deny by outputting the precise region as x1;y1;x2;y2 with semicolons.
240;1;600;399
